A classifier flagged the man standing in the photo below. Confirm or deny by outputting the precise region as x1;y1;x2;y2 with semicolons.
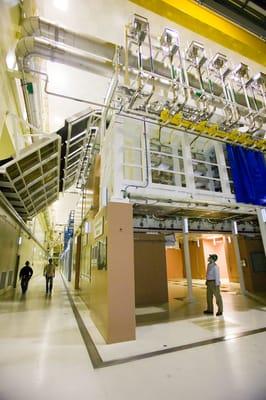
43;258;55;295
19;261;33;294
204;254;223;316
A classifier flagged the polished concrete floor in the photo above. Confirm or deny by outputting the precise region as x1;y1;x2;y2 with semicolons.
0;274;266;400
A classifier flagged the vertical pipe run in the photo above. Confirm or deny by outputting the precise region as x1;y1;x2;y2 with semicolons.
182;217;193;301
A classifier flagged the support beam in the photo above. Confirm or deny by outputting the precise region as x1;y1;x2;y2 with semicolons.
231;221;246;294
257;208;266;256
182;217;193;301
90;203;135;343
74;234;82;289
106;203;135;342
131;0;266;66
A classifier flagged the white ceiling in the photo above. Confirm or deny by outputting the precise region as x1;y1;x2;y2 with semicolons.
50;191;80;227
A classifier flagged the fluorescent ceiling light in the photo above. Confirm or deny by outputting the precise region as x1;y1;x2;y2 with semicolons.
238;126;249;133
53;0;68;12
6;50;16;69
183;217;189;234
84;222;91;234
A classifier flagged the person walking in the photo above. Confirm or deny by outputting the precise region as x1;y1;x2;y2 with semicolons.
19;261;33;294
43;258;55;295
203;254;223;316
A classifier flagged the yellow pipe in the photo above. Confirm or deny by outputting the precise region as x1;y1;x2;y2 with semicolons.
131;0;266;66
160;110;266;151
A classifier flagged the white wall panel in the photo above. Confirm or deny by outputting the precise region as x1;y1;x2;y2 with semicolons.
0;205;46;295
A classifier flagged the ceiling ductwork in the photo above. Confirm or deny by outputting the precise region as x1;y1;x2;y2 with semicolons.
16;15;266;153
15;19;116;136
21;16;116;61
16;36;114;78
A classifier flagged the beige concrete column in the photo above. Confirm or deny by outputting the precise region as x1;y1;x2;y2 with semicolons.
90;202;135;343
183;217;194;301
107;202;136;343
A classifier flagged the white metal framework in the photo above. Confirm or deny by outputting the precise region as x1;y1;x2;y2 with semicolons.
0;135;61;220
61;109;101;192
100;115;258;218
111;15;266;150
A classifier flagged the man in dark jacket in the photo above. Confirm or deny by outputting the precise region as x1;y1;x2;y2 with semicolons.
19;261;33;293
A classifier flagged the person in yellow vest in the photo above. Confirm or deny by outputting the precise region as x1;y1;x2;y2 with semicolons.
43;258;55;295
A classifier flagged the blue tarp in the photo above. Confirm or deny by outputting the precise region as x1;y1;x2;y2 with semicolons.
226;145;266;206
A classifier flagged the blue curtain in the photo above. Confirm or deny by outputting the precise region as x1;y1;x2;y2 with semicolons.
226;145;266;206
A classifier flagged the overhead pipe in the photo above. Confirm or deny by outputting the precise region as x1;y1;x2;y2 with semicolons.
126;191;256;213
23;65;264;151
15;36;114;133
15;65;263;152
21;17;173;79
20;17;176;79
15;36;172;134
16;17;265;147
20;16;265;113
16;37;114;77
22;16;116;62
17;17;118;134
18;17;257;112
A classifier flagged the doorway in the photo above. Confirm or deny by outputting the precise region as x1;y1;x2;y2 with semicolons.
166;233;240;292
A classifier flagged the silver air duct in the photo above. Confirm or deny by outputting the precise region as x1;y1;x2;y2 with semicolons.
16;36;114;77
22;16;116;62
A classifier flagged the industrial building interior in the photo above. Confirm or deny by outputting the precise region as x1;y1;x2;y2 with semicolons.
0;0;266;399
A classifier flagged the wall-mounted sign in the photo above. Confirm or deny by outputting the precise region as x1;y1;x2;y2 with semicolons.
94;217;104;238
